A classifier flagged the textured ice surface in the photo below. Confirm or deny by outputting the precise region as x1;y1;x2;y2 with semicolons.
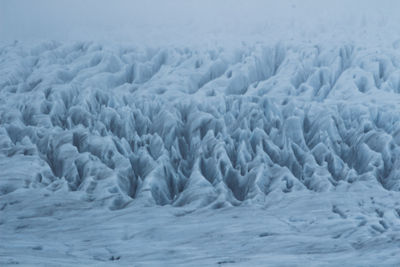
2;1;400;264
1;41;400;265
2;41;400;208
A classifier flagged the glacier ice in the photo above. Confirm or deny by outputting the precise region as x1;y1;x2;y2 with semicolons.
1;41;400;211
3;1;400;265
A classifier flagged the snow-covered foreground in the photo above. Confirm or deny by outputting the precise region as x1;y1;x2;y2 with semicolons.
1;41;400;265
1;187;400;266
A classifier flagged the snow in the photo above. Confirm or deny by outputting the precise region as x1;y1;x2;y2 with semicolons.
1;0;400;266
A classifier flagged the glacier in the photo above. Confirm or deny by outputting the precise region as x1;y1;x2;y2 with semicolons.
1;40;400;266
2;42;400;207
2;0;400;265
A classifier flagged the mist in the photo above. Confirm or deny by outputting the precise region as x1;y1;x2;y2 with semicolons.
1;0;399;44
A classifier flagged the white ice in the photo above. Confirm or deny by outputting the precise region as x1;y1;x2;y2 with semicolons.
1;0;400;266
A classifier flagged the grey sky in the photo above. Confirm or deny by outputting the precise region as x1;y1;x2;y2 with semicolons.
0;0;398;43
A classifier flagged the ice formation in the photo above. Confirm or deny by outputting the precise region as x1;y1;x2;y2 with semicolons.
2;2;400;263
2;41;400;211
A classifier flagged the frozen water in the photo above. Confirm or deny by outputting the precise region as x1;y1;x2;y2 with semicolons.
1;40;400;266
1;0;400;266
2;42;400;207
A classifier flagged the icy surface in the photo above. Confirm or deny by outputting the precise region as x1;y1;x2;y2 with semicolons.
2;41;400;207
2;1;400;266
1;40;400;266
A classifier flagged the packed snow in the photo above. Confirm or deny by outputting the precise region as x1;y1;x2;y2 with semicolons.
1;0;400;266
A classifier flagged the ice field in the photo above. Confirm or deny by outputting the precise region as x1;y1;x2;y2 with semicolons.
1;0;400;266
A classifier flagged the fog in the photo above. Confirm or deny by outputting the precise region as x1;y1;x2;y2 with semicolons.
1;0;399;44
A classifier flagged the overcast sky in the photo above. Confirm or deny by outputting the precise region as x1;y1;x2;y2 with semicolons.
1;0;399;44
